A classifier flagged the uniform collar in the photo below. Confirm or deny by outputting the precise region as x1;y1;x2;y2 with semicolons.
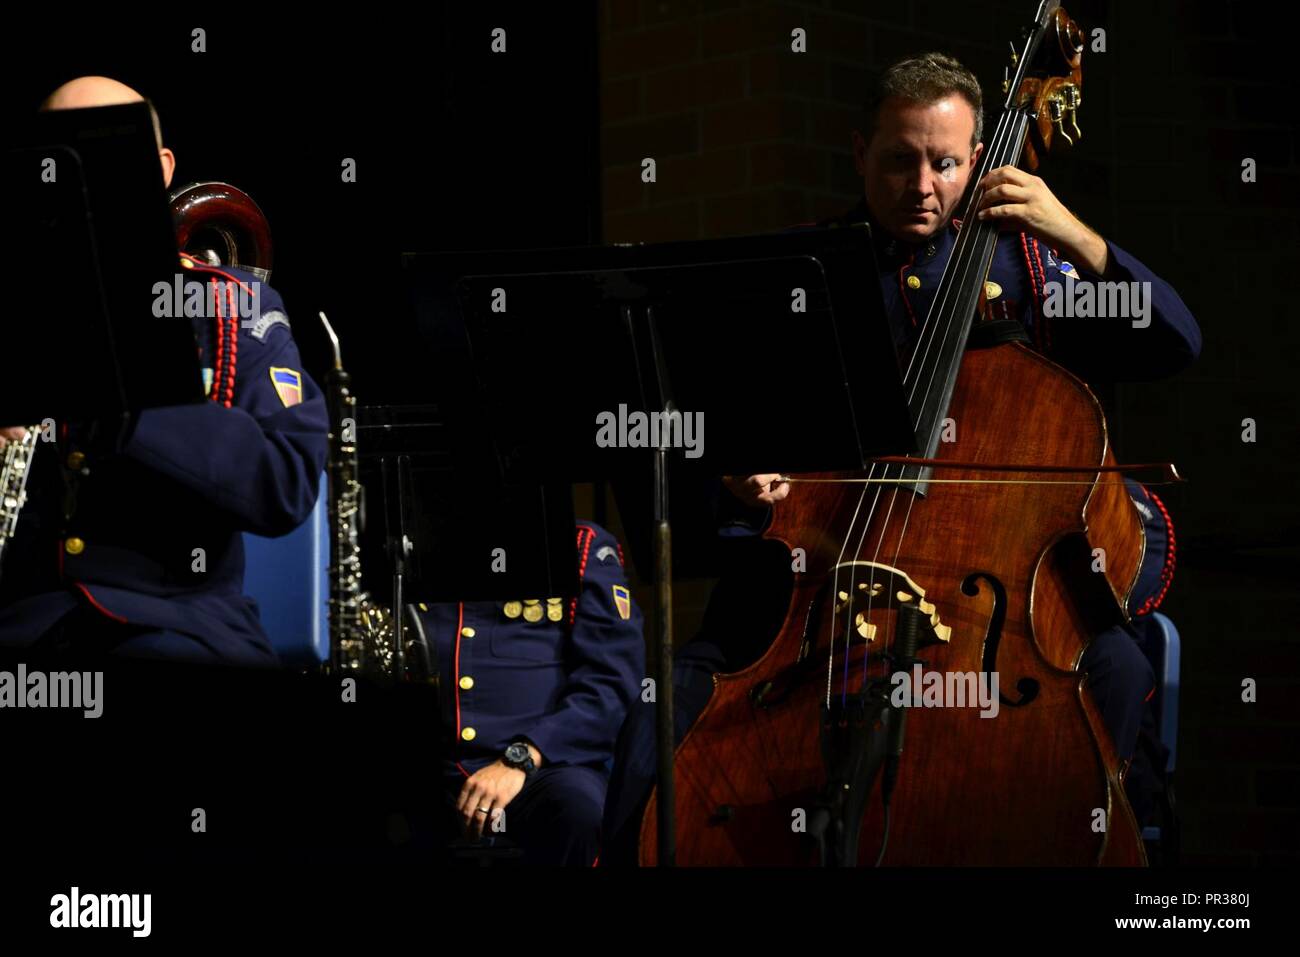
828;198;956;266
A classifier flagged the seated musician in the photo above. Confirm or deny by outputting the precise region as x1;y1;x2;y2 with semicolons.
0;76;328;666
602;53;1200;862
420;522;644;866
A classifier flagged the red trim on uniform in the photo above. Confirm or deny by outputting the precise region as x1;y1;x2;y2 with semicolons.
453;602;465;741
211;278;226;406
896;251;918;328
1144;685;1157;703
72;582;129;623
1030;238;1051;351
591;853;600;867
1018;233;1041;350
456;762;471;779
570;526;596;626
1135;489;1177;616
223;284;238;407
179;257;259;296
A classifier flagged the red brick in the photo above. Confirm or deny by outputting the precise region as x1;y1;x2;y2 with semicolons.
701;98;805;149
703;186;806;237
808;101;861;149
829;153;861;194
750;142;827;189
603;164;647;212
651;147;747;201
826;0;910;27
640;0;706;27
601;77;642;125
602;21;700;78
871;28;939;67
809;191;857;222
700;3;791;59
644;58;746;115
829;62;871;105
748;47;827;98
803;9;871;61
604;200;700;242
602;113;699;165
603;0;640;35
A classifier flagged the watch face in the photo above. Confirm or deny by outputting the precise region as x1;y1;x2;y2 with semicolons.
506;744;527;764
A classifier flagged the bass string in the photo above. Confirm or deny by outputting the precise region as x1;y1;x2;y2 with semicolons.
842;3;1045;665
829;105;1021;702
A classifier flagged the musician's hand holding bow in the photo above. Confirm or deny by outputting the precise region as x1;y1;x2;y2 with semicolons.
722;473;789;507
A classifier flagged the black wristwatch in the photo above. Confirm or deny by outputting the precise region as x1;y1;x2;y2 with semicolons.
503;742;537;775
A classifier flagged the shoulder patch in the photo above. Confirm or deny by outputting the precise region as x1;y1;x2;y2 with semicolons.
269;367;303;407
611;585;631;621
596;544;620;565
247;309;290;341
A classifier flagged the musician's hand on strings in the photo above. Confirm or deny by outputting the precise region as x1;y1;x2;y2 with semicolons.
0;426;28;451
975;165;1109;275
722;473;789;507
456;759;529;840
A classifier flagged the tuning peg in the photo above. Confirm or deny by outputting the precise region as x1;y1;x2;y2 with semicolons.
1008;41;1019;66
1002;65;1010;95
1048;95;1074;147
1061;84;1082;142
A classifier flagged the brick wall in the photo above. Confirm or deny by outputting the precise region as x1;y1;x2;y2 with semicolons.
597;0;1300;865
1105;0;1300;866
599;0;1039;243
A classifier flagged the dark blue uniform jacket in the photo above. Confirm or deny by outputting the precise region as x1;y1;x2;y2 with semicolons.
419;523;645;775
0;258;328;664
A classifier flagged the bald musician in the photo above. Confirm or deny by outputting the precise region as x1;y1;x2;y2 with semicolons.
0;77;328;665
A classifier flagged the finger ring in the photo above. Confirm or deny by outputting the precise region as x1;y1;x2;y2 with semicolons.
476;807;490;814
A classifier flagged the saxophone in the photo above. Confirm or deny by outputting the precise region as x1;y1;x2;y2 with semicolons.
317;311;402;675
0;426;40;575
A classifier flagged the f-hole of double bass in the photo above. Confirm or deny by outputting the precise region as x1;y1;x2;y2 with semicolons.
963;571;1039;707
797;561;1039;709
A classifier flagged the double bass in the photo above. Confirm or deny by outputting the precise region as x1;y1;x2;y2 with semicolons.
644;1;1150;866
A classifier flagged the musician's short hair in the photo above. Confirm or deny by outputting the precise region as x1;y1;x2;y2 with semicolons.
862;52;984;150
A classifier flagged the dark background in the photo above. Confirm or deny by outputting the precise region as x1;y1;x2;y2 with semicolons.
2;6;600;398
3;0;1296;867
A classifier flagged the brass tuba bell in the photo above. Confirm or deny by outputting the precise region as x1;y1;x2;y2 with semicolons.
168;181;274;282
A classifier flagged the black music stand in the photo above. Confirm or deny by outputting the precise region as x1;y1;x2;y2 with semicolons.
354;403;578;634
0;102;204;427
402;224;914;865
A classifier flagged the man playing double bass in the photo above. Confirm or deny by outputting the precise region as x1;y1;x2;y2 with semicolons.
602;52;1200;863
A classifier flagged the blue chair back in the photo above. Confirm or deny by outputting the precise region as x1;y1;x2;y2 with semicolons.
1147;612;1181;773
242;472;330;666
